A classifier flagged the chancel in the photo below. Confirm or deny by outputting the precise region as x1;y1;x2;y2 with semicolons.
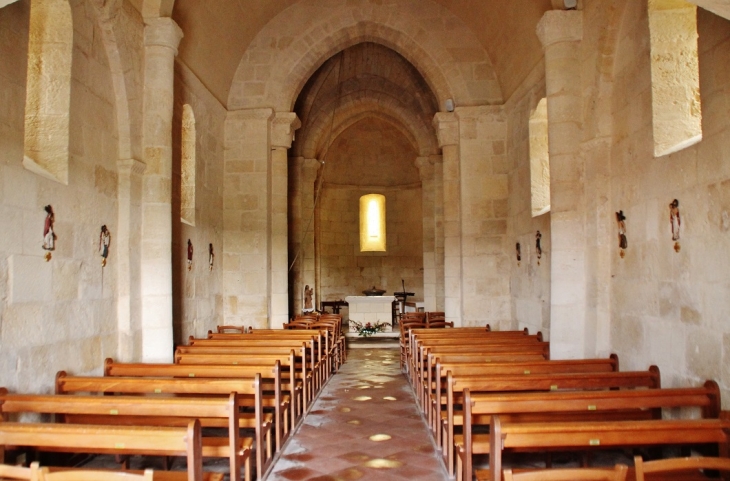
1;0;730;479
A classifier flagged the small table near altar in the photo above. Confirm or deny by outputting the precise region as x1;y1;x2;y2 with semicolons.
345;295;395;332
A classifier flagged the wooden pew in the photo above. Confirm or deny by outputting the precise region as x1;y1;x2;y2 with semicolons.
412;342;551;406
427;356;620;446
0;461;40;481
172;349;317;407
482;416;730;481
0;420;207;481
180;335;330;388
459;381;721;480
104;356;302;426
0;390;251;481
503;464;628;481
442;367;662;479
54;373;270;479
177;341;320;396
634;454;730;481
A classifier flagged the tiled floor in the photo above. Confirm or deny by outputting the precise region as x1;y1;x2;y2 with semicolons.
267;347;448;481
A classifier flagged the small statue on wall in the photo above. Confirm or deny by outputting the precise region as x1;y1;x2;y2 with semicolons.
42;205;56;261
99;225;111;267
187;239;193;271
535;231;542;266
669;199;681;252
209;243;215;271
516;242;521;266
303;285;314;313
616;210;627;258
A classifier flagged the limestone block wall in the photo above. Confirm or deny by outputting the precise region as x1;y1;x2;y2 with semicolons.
0;1;121;391
505;63;552;339
171;62;225;344
607;2;730;405
318;184;424;309
456;106;512;328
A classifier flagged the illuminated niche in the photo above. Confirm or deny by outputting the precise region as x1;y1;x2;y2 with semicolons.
359;194;386;252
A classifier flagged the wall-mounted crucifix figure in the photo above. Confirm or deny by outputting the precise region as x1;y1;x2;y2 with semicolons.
42;205;55;261
669;199;681;252
616;210;627;258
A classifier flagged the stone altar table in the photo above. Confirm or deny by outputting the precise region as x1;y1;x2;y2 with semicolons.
345;295;395;332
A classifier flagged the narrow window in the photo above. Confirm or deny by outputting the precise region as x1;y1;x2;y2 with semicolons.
648;0;702;157
360;194;386;252
529;98;550;217
181;104;196;226
23;0;72;184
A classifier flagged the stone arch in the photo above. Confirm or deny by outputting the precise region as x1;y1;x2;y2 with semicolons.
89;0;136;161
228;0;501;111
298;96;438;160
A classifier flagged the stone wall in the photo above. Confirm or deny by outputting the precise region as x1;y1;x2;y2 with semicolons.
505;62;552;339
606;2;730;404
171;62;226;344
318;184;424;312
0;0;120;391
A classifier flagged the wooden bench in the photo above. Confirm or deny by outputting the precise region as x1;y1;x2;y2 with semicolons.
0;420;208;481
481;416;730;481
412;343;551;405
174;344;320;399
426;356;620;446
442;367;662;479
634;454;730;481
503;464;628;481
460;381;721;480
54;373;270;479
105;356;302;426
181;335;330;389
0;389;251;481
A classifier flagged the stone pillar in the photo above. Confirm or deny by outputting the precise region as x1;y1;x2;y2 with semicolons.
537;11;586;358
140;18;182;362
455;106;510;328
433;113;462;326
297;160;321;314
116;158;145;361
433;155;445;312
416;156;437;312
223;108;274;328
270;113;301;328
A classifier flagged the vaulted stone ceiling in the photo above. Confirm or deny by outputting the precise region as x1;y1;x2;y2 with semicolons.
170;0;553;108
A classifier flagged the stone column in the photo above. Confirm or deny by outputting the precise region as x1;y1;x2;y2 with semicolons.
299;160;321;314
116;158;145;361
416;156;437;312
270;113;301;328
455;106;510;328
140;18;182;362
433;155;445;312
537;11;587;358
223;108;274;328
433;113;462;326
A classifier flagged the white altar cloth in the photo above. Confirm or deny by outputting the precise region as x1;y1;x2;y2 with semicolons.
345;295;395;332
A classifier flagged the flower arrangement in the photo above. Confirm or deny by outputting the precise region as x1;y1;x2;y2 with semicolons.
349;319;391;337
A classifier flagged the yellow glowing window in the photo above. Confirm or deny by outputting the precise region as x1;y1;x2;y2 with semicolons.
360;194;386;252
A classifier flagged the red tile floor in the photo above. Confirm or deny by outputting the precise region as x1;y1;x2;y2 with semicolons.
266;347;449;481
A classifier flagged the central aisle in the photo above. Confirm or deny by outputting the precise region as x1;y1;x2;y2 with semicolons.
267;348;448;480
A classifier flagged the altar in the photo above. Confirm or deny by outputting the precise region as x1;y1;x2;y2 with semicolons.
345;295;395;332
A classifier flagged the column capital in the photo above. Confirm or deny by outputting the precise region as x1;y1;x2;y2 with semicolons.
536;10;583;48
415;156;434;181
117;158;147;176
433;112;459;148
144;17;183;54
271;112;302;149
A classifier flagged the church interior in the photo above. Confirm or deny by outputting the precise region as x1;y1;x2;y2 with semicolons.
1;0;730;478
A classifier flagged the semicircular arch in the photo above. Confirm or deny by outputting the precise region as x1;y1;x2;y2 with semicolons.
228;0;501;112
298;96;438;160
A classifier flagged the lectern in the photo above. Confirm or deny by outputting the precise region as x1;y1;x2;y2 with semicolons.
393;280;414;326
